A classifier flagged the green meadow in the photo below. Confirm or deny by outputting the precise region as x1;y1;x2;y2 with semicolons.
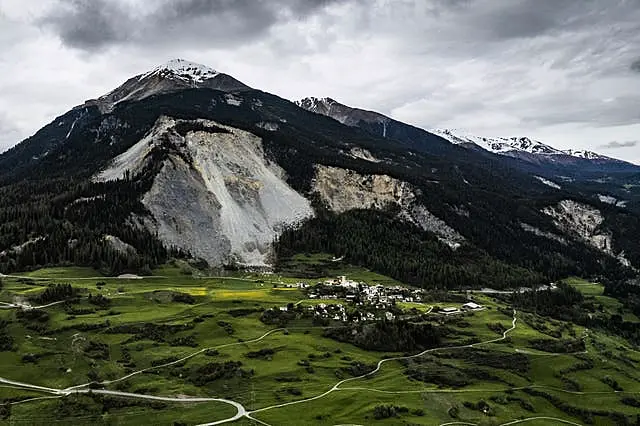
0;266;638;425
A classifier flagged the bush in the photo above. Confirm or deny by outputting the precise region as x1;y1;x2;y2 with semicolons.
601;375;623;392
372;404;409;420
0;404;10;420
172;292;196;304
246;348;275;360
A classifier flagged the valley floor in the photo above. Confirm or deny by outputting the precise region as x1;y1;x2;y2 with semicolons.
0;265;639;425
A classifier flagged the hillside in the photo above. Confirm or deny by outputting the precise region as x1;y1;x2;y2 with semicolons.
1;61;639;289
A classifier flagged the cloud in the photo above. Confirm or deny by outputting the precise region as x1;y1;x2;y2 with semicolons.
599;140;639;149
39;0;347;51
2;0;640;164
0;112;21;153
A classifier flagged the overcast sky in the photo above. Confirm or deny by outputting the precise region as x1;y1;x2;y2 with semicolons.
1;0;640;162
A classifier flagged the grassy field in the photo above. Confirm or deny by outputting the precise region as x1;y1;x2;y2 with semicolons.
0;267;639;425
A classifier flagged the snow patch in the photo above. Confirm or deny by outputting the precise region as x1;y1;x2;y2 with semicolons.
598;194;627;208
142;59;219;83
535;176;561;189
432;128;616;162
66;117;79;139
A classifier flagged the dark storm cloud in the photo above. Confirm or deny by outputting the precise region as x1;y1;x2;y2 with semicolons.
631;58;640;73
39;0;129;49
473;0;575;40
40;0;347;50
599;140;639;149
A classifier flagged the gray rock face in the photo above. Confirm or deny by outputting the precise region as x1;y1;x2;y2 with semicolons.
520;223;568;245
543;200;611;252
313;165;464;249
95;117;314;266
313;165;415;212
104;235;137;255
296;97;390;129
143;158;231;266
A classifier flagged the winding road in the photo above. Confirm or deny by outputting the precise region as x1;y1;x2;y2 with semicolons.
0;308;612;426
247;310;518;420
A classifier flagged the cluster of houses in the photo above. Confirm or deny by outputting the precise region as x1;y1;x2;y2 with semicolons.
305;276;423;307
287;276;486;322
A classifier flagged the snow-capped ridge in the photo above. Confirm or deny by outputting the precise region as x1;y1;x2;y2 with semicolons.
564;149;612;161
142;59;220;83
432;128;623;163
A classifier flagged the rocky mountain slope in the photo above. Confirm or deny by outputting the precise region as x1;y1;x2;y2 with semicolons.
1;60;639;286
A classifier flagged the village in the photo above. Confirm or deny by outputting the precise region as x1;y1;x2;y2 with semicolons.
271;275;485;324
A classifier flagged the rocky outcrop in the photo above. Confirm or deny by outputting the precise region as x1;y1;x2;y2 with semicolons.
313;165;414;212
104;235;136;255
313;165;464;249
349;147;381;163
543;200;611;253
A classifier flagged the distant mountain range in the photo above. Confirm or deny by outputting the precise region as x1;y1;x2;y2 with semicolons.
297;97;633;167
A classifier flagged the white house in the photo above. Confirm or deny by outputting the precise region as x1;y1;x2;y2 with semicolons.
462;302;483;310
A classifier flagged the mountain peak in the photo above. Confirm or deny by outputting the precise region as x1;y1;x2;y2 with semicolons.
295;97;338;110
143;59;220;83
295;96;391;129
84;59;249;113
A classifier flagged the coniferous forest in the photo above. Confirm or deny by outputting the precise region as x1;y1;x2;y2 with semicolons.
0;88;639;287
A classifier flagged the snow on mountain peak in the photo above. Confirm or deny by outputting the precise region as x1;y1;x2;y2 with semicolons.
295;97;336;112
431;128;614;161
144;59;220;83
563;149;609;161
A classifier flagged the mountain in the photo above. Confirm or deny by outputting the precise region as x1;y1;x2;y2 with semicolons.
85;59;251;113
2;61;640;288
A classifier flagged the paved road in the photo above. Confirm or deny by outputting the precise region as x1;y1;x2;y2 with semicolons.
0;300;66;310
0;272;166;281
498;417;583;426
79;390;247;425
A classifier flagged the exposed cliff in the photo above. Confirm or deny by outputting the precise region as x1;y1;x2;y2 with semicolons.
312;165;464;248
543;200;612;253
96;117;314;266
